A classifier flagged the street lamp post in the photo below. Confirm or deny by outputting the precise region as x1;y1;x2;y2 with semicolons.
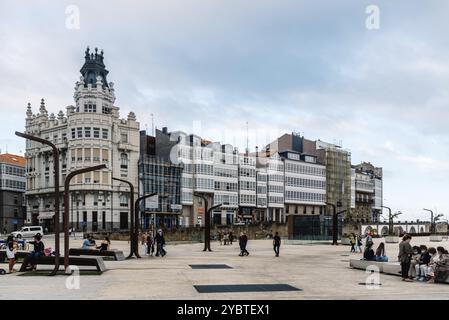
112;177;135;258
15;131;61;276
133;192;160;258
325;202;346;245
423;208;434;234
64;165;106;271
194;192;222;252
381;206;402;236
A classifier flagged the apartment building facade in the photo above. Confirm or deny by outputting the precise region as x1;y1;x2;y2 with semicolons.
0;154;27;232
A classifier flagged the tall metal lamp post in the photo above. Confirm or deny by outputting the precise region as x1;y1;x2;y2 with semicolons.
194;192;222;252
325;202;346;246
64;165;106;271
423;208;435;234
433;213;443;233
15;131;61;276
133;192;159;258
381;206;402;236
112;177;136;258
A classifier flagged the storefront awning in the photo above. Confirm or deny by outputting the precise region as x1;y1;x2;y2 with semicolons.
38;212;54;219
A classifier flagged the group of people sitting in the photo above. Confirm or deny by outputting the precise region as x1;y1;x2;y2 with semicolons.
218;230;234;245
361;234;449;283
363;241;389;262
5;234;46;273
407;244;449;282
82;234;111;251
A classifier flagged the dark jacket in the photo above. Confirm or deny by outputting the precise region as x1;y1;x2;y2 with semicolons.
29;240;45;253
364;248;375;261
273;235;281;246
398;241;413;263
419;252;431;265
239;235;248;246
154;233;165;245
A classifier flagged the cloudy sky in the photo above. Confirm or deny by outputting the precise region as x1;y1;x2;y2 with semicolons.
1;0;448;221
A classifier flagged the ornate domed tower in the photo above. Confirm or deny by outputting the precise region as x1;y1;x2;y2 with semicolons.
24;47;140;232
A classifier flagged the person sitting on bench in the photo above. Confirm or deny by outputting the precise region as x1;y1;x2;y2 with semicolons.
82;234;96;249
375;242;388;262
27;235;45;271
97;237;110;252
363;242;375;261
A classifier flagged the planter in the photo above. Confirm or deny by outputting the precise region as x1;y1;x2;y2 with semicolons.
385;236;399;243
341;237;351;245
430;235;443;242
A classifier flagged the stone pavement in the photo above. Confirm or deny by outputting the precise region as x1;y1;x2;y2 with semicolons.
1;236;449;299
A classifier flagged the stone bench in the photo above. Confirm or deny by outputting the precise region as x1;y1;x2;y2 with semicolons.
19;255;106;272
430;235;443;242
349;259;385;272
69;248;125;261
349;259;449;284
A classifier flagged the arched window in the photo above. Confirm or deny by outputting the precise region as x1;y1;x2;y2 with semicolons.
120;153;128;169
119;195;128;207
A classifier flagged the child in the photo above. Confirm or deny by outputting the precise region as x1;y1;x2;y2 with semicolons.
6;236;17;273
27;234;45;271
409;246;421;279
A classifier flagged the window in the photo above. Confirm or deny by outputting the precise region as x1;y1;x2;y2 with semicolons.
102;106;112;114
93;127;100;138
121;133;128;143
93;172;100;184
120;153;128;169
84;148;91;161
77;127;83;138
119;195;129;207
102;128;108;139
84;127;91;138
71;129;75;139
92;149;100;162
62;133;67;142
84;103;96;113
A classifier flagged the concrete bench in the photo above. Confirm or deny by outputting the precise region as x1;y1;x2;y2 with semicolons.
430;235;443;242
69;248;125;261
0;250;32;263
349;259;449;284
349;259;385;272
19;255;106;272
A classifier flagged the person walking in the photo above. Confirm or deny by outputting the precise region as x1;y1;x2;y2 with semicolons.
146;232;155;256
155;229;166;257
355;234;363;253
349;233;356;253
229;231;234;245
273;232;281;257
239;232;249;256
141;231;148;255
6;235;17;273
398;234;414;282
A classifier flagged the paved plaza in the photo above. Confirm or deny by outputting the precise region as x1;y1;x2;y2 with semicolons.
1;236;449;300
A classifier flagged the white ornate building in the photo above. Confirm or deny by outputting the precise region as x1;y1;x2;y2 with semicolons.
24;47;139;232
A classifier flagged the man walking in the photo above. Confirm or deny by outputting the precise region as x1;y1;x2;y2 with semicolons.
155;229;166;257
273;232;281;257
239;232;249;256
398;234;414;282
